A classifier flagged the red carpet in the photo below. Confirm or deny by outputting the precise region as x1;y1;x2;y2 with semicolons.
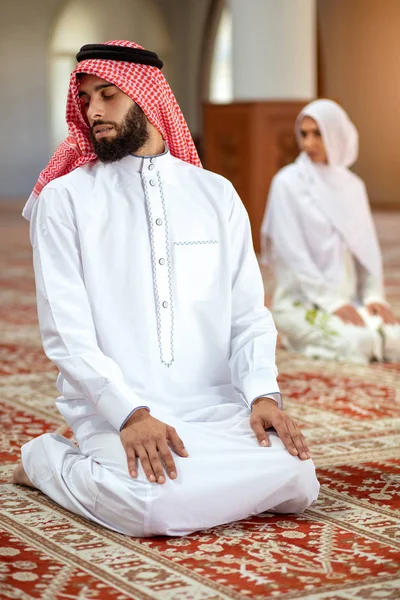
1;206;399;599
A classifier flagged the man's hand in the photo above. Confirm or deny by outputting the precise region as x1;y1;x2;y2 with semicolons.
120;409;188;484
334;304;365;326
367;302;398;325
250;398;311;460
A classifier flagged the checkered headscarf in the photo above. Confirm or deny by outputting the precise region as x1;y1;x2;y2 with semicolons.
23;40;201;220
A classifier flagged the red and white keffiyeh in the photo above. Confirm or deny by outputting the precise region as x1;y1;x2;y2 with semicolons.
23;40;201;220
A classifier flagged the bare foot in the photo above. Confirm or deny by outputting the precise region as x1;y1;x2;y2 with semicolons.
12;463;35;488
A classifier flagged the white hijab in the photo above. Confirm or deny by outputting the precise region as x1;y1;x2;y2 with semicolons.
262;99;383;288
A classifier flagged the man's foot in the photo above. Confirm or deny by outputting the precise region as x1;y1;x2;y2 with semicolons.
12;463;35;488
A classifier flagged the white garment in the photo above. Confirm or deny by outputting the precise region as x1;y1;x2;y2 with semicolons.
22;399;319;537
22;149;319;535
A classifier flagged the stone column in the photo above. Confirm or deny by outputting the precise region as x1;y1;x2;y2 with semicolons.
229;0;316;100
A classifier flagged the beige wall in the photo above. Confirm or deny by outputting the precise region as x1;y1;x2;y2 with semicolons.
318;0;400;208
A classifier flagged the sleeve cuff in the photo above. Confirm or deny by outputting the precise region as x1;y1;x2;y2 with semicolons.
96;379;148;431
241;368;280;409
119;406;150;431
363;295;388;306
251;392;283;410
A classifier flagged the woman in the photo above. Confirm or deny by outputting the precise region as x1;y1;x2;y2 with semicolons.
261;99;399;364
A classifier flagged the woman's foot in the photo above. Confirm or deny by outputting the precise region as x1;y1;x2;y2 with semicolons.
12;463;35;488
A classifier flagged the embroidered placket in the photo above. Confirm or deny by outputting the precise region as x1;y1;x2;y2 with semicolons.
142;166;174;367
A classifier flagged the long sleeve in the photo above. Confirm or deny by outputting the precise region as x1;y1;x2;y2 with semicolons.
228;186;282;409
263;177;348;314
355;257;387;306
31;187;146;431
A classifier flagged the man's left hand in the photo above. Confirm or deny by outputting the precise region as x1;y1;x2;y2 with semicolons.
250;397;311;460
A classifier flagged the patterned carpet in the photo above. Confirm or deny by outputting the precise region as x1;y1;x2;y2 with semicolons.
1;205;399;599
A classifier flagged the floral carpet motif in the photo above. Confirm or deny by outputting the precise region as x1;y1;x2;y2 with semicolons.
1;206;399;599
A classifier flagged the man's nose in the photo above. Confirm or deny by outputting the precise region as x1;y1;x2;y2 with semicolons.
87;98;104;123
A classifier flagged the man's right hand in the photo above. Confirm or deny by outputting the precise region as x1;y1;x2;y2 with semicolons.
120;409;188;484
334;304;365;327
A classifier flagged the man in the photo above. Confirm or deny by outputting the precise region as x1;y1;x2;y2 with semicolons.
261;99;400;364
13;41;319;537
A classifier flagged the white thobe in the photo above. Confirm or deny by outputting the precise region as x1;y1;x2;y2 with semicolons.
21;149;319;537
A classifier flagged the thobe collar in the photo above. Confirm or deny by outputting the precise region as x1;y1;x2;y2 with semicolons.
116;143;179;186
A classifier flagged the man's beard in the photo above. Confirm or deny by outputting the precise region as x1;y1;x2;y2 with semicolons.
90;104;150;163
